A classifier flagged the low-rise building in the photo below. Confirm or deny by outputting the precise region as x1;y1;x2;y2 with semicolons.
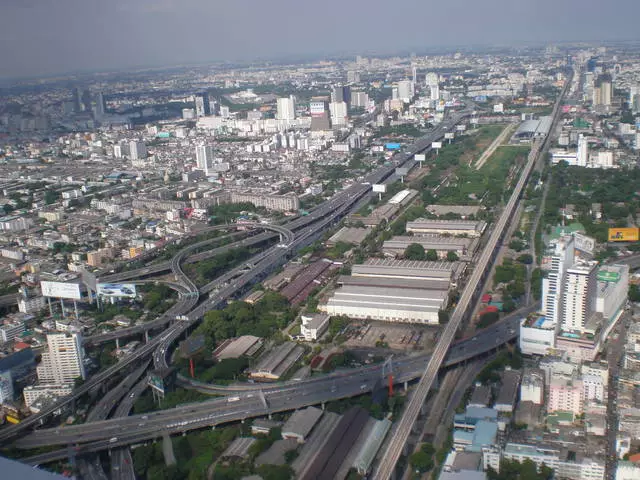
281;406;324;443
299;313;330;341
406;219;486;237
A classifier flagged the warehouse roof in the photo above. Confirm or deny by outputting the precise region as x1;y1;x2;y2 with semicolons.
336;275;449;291
406;218;486;232
426;204;481;217
282;407;324;439
327;226;371;246
334;285;448;302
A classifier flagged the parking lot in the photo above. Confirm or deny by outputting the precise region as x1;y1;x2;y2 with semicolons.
343;321;437;351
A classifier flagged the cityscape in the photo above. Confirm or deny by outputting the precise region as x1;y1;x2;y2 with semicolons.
3;3;640;480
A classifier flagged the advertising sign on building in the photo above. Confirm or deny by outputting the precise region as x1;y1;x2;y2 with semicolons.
97;283;137;298
573;233;596;255
597;271;621;283
385;143;401;150
40;281;82;300
608;227;640;242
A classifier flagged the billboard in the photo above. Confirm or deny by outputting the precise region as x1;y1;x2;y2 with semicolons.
456;125;467;131
414;154;426;161
608;227;639;242
597;270;621;283
444;132;455;140
372;184;387;193
573;233;595;255
40;281;82;300
395;167;409;176
431;141;442;149
97;283;137;298
148;373;165;395
385;143;401;150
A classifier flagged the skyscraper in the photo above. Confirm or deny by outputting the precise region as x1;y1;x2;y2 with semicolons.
195;92;210;117
561;261;598;333
330;101;349;126
195;145;214;175
397;80;414;102
542;235;575;327
72;87;82;113
94;92;106;118
129;140;147;160
36;332;85;385
331;86;351;106
276;96;296;121
81;89;92;113
309;97;331;131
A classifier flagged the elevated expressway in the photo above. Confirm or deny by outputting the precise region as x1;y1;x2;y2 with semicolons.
18;313;523;462
0;107;473;447
372;75;571;480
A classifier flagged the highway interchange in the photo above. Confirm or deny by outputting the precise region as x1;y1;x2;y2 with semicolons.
0;102;578;477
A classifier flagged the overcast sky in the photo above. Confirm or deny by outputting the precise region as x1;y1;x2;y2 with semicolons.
1;0;640;79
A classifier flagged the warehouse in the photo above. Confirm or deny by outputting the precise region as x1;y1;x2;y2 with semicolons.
426;204;481;219
388;189;418;206
322;285;447;324
406;218;486;237
352;258;464;285
249;342;304;380
382;234;478;260
281;406;324;443
326;226;371;247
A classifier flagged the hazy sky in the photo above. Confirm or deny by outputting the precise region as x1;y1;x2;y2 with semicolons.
2;0;640;78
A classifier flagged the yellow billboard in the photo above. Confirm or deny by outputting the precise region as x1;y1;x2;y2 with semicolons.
608;228;640;242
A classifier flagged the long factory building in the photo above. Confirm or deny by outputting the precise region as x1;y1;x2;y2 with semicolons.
321;259;461;324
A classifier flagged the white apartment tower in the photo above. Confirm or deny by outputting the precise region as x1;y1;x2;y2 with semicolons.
129;140;147;160
576;134;589;167
195;145;214;175
36;332;86;385
397;80;414;102
541;235;575;326
276;96;296;122
561;261;598;333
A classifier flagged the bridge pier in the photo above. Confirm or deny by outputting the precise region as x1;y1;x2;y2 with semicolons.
321;402;325;411
144;331;149;343
403;381;408;392
115;338;120;349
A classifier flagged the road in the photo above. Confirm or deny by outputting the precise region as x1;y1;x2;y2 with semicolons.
372;76;570;480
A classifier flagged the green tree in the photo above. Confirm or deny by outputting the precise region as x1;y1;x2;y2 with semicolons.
629;284;640;302
509;239;526;252
410;450;434;473
446;251;459;262
426;249;439;261
438;310;449;324
404;243;426;260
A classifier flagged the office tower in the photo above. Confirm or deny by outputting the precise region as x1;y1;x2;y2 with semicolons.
331;86;351;106
194;92;210;117
598;75;612;106
195;145;214;175
330;101;348;126
276;96;296;121
542;235;575;326
209;99;220;116
397;80;413;102
219;105;230;118
561;261;598;333
347;71;361;83
309;97;331;131
391;87;399;101
129;140;147;160
72;88;82;113
81;89;92;113
36;332;86;385
0;371;12;403
94;92;106;118
576;134;588;167
412;66;418;85
351;91;370;109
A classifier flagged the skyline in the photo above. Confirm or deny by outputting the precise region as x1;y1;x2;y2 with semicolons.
2;0;640;79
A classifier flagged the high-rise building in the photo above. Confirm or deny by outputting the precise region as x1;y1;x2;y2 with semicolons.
541;235;575;326
561;261;598;333
351;91;370;109
0;371;13;404
576;134;589;167
195;145;214;175
331;86;351;106
195;92;210;117
347;71;361;83
309;97;331;131
412;66;418;85
94;92;106;118
36;332;85;385
276;96;296;121
81;89;92;113
397;80;414;102
72;88;82;113
329;101;348;126
129;140;147;160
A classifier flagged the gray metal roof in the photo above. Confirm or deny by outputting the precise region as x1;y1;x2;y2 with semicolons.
282;407;324;438
0;457;65;479
336;275;449;291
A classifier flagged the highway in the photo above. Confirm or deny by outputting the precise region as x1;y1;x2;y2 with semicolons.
372;76;570;479
0;106;471;449
16;313;523;457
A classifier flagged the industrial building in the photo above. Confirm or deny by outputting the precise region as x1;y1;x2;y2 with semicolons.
249;342;304;380
281;406;324;443
326;226;371;247
425;204;481;219
382;234;478;260
322;259;455;324
512;116;553;142
406;219;486;237
213;335;263;360
300;313;330;341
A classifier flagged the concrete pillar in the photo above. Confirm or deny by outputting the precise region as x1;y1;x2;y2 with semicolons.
144;331;149;343
404;381;408;392
321;403;325;411
115;338;120;349
268;413;272;420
